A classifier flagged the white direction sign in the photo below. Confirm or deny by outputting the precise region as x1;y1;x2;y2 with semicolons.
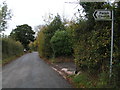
93;10;112;21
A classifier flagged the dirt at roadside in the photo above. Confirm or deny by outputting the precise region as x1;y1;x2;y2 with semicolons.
42;57;76;87
55;62;76;75
42;56;76;75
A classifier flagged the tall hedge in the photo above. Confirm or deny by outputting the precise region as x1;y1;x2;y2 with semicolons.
37;26;46;57
50;30;72;57
74;27;111;74
37;14;65;58
2;37;24;60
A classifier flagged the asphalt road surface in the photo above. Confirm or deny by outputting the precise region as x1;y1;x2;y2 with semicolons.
2;52;72;88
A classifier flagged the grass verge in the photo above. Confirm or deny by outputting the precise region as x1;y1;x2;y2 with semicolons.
68;72;111;88
2;53;25;66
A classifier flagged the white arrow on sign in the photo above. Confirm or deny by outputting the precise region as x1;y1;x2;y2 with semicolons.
93;10;112;21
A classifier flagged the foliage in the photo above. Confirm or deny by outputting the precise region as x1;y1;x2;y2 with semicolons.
72;72;109;88
2;55;21;65
96;72;109;88
80;2;111;31
29;40;37;51
72;2;120;88
2;37;23;60
72;73;95;88
36;26;46;57
74;27;111;74
113;3;120;88
50;30;72;57
0;1;12;32
10;24;35;50
36;14;65;58
35;2;120;88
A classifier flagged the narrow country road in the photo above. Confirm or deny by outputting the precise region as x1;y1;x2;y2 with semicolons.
2;52;72;88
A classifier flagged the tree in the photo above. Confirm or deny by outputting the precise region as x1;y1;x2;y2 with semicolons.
29;40;38;51
10;24;35;50
0;1;12;32
113;2;120;87
50;30;72;57
36;25;46;57
73;2;120;87
42;14;65;58
2;38;23;60
80;2;111;31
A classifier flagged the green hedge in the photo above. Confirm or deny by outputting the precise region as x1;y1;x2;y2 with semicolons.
74;27;111;74
37;26;47;58
2;37;24;60
50;30;72;57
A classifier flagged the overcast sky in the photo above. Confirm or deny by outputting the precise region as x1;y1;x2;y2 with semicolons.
1;0;82;35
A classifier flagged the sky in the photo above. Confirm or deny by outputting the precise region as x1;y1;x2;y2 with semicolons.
1;0;82;35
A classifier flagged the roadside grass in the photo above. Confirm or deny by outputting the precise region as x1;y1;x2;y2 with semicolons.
0;60;2;66
68;72;110;88
68;73;95;88
40;56;110;88
49;57;56;63
2;53;24;66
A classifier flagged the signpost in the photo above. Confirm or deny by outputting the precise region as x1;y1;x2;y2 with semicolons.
110;10;114;78
93;10;112;20
93;9;114;78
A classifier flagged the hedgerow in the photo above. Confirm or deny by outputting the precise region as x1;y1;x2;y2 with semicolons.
2;37;24;61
